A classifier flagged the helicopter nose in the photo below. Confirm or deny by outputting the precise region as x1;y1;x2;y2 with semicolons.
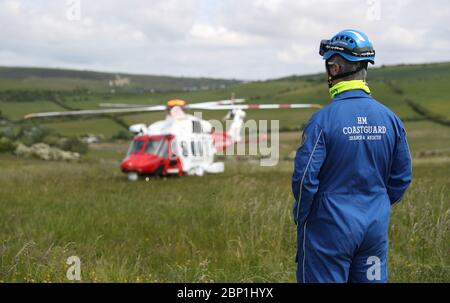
121;158;133;171
121;154;163;174
122;160;133;169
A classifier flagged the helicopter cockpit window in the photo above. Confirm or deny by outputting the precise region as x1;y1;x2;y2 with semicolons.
145;139;168;158
127;140;145;155
158;140;169;158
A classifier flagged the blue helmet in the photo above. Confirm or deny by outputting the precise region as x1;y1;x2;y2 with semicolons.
319;29;375;64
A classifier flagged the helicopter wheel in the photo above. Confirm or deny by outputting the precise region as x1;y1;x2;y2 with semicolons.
127;172;139;181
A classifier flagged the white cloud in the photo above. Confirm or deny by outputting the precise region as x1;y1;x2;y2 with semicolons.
277;44;315;64
0;0;449;79
189;24;267;48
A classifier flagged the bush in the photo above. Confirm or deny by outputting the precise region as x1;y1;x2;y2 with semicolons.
18;125;50;146
0;137;15;153
59;137;88;154
112;129;133;140
42;135;62;147
0;126;18;140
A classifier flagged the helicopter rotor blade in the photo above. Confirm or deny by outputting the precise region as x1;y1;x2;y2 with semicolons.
24;97;318;120
188;99;246;108
99;103;151;108
185;103;322;110
98;99;245;109
24;105;168;119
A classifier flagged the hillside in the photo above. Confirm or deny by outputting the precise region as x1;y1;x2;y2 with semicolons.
0;62;449;156
0;66;242;93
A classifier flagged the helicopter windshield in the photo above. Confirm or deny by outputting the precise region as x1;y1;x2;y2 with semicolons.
145;139;168;158
127;139;145;156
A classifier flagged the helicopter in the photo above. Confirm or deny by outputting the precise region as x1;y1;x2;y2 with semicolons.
24;98;321;180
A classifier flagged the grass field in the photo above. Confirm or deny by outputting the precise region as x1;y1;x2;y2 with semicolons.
0;63;449;282
0;153;448;282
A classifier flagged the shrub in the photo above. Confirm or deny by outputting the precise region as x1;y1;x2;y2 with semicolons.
59;137;88;154
0;126;18;140
42;135;62;147
0;137;15;153
18;125;50;146
112;129;133;140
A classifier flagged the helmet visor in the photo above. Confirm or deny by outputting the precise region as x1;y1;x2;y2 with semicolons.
319;39;375;59
319;40;330;56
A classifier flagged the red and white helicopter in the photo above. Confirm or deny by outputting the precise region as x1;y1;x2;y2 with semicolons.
25;98;321;180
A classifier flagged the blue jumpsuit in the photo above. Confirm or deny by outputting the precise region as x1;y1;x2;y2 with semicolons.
292;89;412;283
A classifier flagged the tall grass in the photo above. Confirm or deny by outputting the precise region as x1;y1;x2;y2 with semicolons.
0;155;448;282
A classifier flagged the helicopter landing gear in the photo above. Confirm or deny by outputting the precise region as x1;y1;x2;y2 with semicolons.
187;166;204;176
195;167;204;176
127;172;139;181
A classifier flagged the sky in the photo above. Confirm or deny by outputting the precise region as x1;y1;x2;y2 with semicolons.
0;0;449;80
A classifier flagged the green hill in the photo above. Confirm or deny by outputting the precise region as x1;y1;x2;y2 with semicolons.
0;66;242;93
1;62;449;156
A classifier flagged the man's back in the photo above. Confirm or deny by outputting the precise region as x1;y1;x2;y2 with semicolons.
313;89;409;197
292;88;412;283
294;29;412;283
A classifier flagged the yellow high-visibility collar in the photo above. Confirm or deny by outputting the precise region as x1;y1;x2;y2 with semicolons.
329;80;371;99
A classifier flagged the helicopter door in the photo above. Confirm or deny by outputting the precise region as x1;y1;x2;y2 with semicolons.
164;138;183;176
169;140;177;166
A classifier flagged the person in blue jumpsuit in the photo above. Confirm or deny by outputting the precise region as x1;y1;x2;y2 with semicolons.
292;29;412;283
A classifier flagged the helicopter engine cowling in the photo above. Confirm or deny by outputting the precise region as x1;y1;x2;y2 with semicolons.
129;124;148;135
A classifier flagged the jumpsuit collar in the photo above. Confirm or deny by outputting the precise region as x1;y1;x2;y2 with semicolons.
329;80;371;99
